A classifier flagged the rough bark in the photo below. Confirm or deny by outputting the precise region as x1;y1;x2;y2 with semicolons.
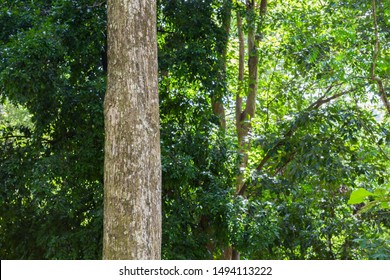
103;0;161;260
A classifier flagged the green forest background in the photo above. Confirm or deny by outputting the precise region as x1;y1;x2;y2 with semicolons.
1;0;389;259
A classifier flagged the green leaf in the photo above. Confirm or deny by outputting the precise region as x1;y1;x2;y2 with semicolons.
348;188;374;204
380;202;390;209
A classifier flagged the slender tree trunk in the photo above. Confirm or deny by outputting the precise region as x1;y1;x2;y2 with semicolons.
103;0;161;260
236;11;246;195
220;12;246;261
236;0;267;195
231;0;267;260
236;0;259;196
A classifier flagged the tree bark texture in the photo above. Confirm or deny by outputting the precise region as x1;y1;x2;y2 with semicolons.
103;0;161;259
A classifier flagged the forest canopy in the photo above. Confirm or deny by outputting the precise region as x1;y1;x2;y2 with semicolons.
1;0;389;259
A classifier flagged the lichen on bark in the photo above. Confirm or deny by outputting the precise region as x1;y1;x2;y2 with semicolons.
103;0;161;260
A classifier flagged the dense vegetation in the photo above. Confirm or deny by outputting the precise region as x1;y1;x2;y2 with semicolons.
1;0;389;259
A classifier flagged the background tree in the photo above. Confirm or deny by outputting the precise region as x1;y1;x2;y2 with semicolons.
1;0;106;259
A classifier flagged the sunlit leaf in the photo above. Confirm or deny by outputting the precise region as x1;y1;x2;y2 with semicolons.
348;188;374;205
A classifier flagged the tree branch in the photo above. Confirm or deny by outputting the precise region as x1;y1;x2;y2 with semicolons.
0;134;29;141
308;86;356;110
237;86;355;195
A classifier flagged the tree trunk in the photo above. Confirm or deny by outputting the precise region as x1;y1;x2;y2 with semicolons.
211;0;232;130
232;0;267;260
236;11;246;195
236;0;267;195
103;0;161;260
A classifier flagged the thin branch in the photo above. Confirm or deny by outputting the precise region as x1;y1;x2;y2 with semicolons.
237;86;356;195
88;1;106;8
308;87;356;110
0;134;29;141
157;29;175;34
274;151;297;176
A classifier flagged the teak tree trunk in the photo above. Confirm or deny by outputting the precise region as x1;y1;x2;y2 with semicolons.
103;0;161;259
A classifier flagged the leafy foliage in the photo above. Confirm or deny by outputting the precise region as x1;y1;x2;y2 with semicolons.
1;0;105;259
1;0;389;259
